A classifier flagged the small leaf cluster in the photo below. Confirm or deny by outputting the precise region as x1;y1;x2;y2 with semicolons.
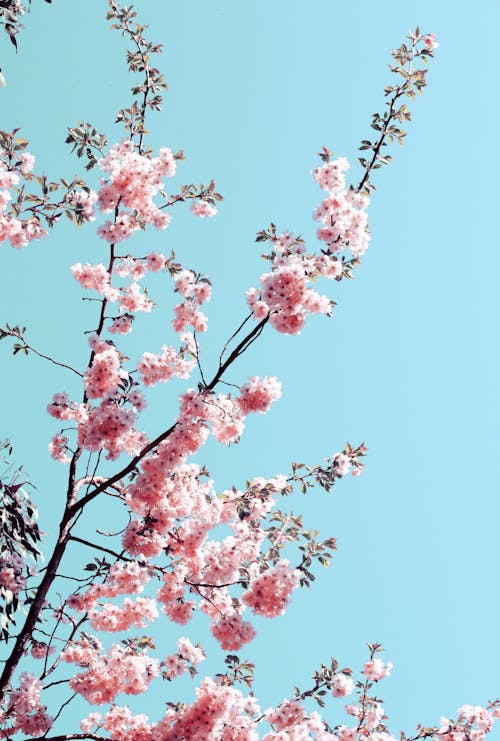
0;323;28;355
291;442;367;494
293;657;352;711
357;28;436;194
65;121;108;171
0;440;41;641
163;179;224;210
215;654;255;690
107;0;168;144
0;0;51;51
0;129;94;228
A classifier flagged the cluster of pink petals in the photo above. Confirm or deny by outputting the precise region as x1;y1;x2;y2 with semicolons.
16;152;35;175
163;637;206;679
48;385;147;463
210;614;256;651
177;637;205;665
89;596;158;632
242;560;300;617
72;252;168;335
109;313;134;334
71;262;111;294
77;400;145;461
138;344;195;387
2;672;53;737
237;375;282;415
65;187;98;221
62;638;160;705
190;200;217;218
117;280;154;313
246;156;370;335
333;452;352;477
172;302;208;333
0;214;47;249
84;335;127;399
424;33;439;50
363;658;393;682
312;156;370;257
30;641;55;660
82;678;259;741
247;254;332;335
206;393;245;444
266;699;306;731
439;705;496;741
0;156;48;249
48;432;71;464
312;156;350;191
331;673;355;698
47;391;86;422
96;141;176;243
68;561;152;614
0;552;25;596
172;269;212;334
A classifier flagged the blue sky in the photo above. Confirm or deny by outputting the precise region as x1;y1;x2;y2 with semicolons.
1;0;500;736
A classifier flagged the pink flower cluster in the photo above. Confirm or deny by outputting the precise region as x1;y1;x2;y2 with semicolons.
172;269;212;334
84;335;127;399
68;560;152;613
72;252;167;333
210;614;256;651
97;141;176;243
47;391;86;422
30;641;55;660
312;156;370;257
138;344;195;387
237;375;282;415
0;551;25;596
163;636;205;679
48;432;71;464
64;187;98;221
62;636;159;705
331;673;355;698
77;400;145;461
71;262;111;295
0;155;48;249
439;705;495;741
424;33;439;50
363;658;393;682
190;200;217;218
1;673;52;737
247;253;332;334
246;155;371;335
242;560;300;617
89;596;158;632
266;699;306;731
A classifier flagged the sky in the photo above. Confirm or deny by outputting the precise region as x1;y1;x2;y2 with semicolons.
1;0;500;736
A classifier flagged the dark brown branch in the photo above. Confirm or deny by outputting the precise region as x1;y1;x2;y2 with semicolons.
69;534;132;563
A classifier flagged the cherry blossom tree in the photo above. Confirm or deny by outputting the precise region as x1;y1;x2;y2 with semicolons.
0;3;496;739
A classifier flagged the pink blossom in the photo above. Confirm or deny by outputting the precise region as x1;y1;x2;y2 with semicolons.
363;658;393;681
210;615;257;651
145;250;167;271
177;637;205;665
138;344;195;387
71;262;110;294
331;673;354;698
190;200;217;218
109;314;134;334
237;376;282;415
48;433;71;464
424;33;439;50
242;561;300;618
17;151;35;174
